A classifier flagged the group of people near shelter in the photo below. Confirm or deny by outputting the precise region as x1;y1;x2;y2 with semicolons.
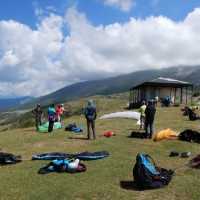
139;100;156;139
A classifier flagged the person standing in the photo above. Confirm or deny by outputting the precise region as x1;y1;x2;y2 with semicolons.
164;96;169;107
167;96;171;107
55;105;62;122
155;96;159;107
60;104;69;122
85;99;97;140
139;101;146;130
145;100;156;139
33;104;43;131
48;104;56;133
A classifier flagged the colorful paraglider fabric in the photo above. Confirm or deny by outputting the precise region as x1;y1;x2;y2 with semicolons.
102;131;116;137
153;128;179;141
38;122;63;132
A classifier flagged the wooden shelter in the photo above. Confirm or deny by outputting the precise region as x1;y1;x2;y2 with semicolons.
129;77;194;108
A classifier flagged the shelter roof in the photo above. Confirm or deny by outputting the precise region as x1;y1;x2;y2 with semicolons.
130;77;194;90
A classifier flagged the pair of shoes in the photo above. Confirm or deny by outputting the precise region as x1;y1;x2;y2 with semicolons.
94;138;97;140
149;136;152;139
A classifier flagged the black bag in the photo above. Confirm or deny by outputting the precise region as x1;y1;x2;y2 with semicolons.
131;131;146;139
188;109;197;121
133;154;173;190
65;123;77;131
0;152;22;165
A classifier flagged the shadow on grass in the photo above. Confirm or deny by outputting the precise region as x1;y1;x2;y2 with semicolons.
126;128;141;131
68;137;88;140
126;136;144;139
120;181;135;190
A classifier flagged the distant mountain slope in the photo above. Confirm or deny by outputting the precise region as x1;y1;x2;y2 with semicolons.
1;65;200;111
0;96;35;108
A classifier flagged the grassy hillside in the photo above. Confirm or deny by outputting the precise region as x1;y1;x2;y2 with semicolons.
0;93;130;132
0;95;200;199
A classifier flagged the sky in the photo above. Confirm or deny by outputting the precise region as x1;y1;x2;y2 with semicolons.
0;0;200;98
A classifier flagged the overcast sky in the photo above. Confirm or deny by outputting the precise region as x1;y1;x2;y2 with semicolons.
0;0;200;98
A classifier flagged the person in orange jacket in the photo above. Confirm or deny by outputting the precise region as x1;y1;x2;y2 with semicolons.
55;105;62;122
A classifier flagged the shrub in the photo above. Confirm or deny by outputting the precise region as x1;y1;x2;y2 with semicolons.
193;92;200;97
173;103;180;107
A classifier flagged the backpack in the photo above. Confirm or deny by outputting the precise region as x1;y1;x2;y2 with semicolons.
188;109;197;121
49;114;56;122
74;126;83;132
0;152;22;165
133;154;173;190
65;123;77;131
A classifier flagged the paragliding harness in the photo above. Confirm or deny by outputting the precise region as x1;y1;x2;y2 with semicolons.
188;109;197;121
133;154;173;190
65;123;77;131
65;123;83;132
0;152;22;165
38;158;86;174
178;129;200;143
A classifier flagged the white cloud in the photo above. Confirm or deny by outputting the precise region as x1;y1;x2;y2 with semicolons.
104;0;136;12
0;6;200;97
151;0;159;5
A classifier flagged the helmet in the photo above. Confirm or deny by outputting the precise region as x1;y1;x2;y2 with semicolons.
169;151;179;157
181;151;191;158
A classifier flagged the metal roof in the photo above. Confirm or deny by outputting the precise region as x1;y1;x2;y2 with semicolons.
130;77;194;90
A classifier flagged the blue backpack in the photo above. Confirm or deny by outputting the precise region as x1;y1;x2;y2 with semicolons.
133;154;173;190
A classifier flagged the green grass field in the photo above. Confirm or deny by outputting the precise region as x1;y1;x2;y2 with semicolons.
1;96;200;200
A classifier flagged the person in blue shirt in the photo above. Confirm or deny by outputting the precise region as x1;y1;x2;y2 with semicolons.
85;99;97;140
48;104;56;133
164;96;170;107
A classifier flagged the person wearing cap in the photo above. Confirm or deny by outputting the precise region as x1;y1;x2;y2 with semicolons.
84;99;97;140
145;100;156;139
60;104;69;122
139;101;146;130
33;104;43;131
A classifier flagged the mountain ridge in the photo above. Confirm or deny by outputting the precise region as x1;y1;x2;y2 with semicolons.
1;65;200;111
